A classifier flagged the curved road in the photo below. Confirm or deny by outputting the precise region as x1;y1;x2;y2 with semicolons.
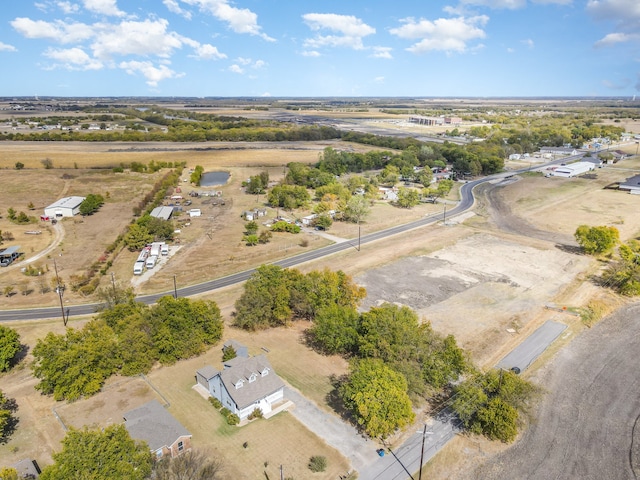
0;156;577;322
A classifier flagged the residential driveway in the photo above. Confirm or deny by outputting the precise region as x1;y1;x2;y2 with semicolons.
284;385;377;474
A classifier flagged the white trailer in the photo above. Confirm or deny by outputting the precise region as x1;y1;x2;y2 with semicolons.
149;242;164;257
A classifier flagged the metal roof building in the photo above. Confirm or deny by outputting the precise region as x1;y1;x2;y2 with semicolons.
44;196;85;218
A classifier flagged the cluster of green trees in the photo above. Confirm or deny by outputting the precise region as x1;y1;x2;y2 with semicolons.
573;225;640;296
242;221;272;246
79;193;104;216
245;171;269;194
0;325;21;444
267;184;311;210
190;165;204;185
32;296;224;401
234;265;366;330
6;207;35;225
602;238;640;296
451;369;540;442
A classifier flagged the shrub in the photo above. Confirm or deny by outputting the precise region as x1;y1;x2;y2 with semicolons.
209;397;222;409
220;407;231;417
226;414;240;425
308;456;327;473
248;408;263;420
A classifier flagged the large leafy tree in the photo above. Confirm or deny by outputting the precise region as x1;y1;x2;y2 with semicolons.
574;225;619;255
0;390;18;443
149;296;223;364
124;223;154;251
340;358;415;438
451;369;539;443
79;194;104;216
0;325;21;372
40;425;152;480
310;305;361;355
32;321;120;401
234;265;293;330
602;240;640;296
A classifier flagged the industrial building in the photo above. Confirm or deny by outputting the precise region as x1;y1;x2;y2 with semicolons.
44;196;85;218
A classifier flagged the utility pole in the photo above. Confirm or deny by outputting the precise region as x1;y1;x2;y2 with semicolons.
54;259;68;326
173;275;178;299
418;424;427;480
280;464;284;480
110;272;117;304
357;219;361;251
443;205;447;225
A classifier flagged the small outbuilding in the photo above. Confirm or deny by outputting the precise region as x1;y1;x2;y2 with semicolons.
44;196;85;218
150;206;174;221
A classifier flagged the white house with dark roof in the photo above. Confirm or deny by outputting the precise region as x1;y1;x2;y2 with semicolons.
196;354;285;420
123;400;192;459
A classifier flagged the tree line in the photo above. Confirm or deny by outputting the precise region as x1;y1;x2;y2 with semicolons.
31;296;224;401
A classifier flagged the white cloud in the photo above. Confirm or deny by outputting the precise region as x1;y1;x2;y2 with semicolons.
236;56;252;65
90;19;183;59
374;76;385;83
179;0;274;41
11;17;94;43
191;43;226;60
303;13;375;50
82;0;125;17
119;60;183;86
253;59;265;69
163;0;192;19
261;92;271;97
57;1;81;14
594;32;640;47
0;42;17;52
371;46;393;59
390;16;488;54
229;64;244;74
301;50;321;57
43;46;103;69
588;0;640;48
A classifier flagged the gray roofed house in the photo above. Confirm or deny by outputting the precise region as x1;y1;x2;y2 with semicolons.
123;400;191;459
197;355;285;420
619;174;640;193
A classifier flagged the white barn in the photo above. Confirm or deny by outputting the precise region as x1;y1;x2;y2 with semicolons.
552;162;595;178
44;196;85;218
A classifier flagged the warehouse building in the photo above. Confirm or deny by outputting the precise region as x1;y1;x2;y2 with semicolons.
44;196;85;218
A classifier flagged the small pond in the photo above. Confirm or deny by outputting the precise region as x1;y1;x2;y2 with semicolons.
200;171;230;187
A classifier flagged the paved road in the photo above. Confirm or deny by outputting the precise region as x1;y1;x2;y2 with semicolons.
0;154;579;323
496;320;567;372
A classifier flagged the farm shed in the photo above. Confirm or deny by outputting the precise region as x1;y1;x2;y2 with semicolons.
196;355;285;420
123;400;192;459
150;206;174;221
552;162;594;178
0;246;22;266
44;196;85;218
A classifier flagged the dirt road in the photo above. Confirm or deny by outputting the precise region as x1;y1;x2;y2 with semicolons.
473;300;640;480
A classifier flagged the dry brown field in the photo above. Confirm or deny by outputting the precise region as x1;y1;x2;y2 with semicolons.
1;130;640;478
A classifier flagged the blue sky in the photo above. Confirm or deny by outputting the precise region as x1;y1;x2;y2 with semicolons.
0;0;638;97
